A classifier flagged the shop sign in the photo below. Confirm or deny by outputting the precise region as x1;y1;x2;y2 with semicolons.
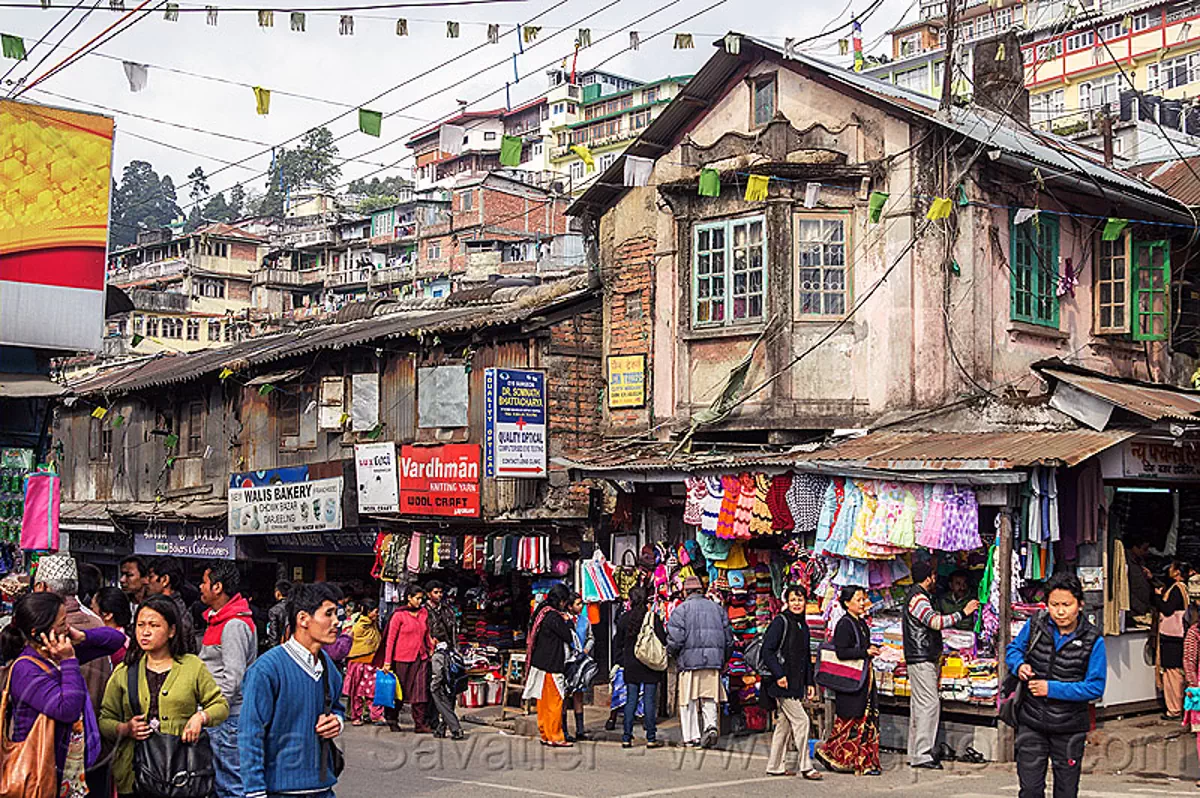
400;444;480;517
135;523;234;559
228;476;343;534
263;530;378;554
1110;440;1200;480
484;368;547;478
607;355;646;409
230;466;309;488
68;529;132;555
354;442;399;514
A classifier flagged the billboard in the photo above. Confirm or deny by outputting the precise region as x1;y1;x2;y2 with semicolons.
483;368;547;478
0;100;114;351
399;444;480;517
228;476;344;534
354;442;399;514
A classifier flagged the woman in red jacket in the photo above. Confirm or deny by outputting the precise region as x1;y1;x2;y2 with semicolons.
383;586;433;733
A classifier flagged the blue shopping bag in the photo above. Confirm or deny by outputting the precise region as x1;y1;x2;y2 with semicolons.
374;669;398;708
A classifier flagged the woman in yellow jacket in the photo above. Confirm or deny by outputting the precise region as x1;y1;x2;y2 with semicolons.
100;594;229;798
344;598;384;725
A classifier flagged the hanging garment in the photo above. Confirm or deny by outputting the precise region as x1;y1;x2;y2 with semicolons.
732;473;756;539
787;474;828;534
766;473;795;532
917;484;947;549
939;486;982;551
716;475;740;539
749;474;773;535
828;480;860;557
701;476;724;536
1076;460;1103;544
845;481;879;559
684;476;707;526
814;478;845;556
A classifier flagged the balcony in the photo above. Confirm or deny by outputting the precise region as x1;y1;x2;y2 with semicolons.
129;289;188;312
109;258;188;286
280;227;335;248
369;264;415;288
251;267;326;288
329;268;371;290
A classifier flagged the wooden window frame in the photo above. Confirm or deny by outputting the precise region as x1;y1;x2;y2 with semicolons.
184;400;205;455
1094;232;1130;334
1010;212;1060;328
751;74;777;129
89;418;112;462
692;215;767;329
795;213;852;319
1132;239;1170;341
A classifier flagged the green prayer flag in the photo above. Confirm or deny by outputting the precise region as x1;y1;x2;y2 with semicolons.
163;433;179;449
1;34;26;60
1102;217;1129;241
957;184;970;206
499;135;523;167
698;168;720;198
258;384;275;396
868;191;888;223
112;414;125;428
366;422;385;441
358;108;382;137
950;261;962;276
165;456;176;468
130;333;144;347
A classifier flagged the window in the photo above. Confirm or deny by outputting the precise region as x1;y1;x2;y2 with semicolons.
533;141;543;156
186;319;200;341
1132;240;1170;340
598;153;617;172
278;384;317;449
185;400;204;455
933;60;946;90
753;76;776;127
1149;54;1199;89
1010;213;1060;327
976;15;994;36
899;32;921;56
483;131;497;141
1095;235;1129;334
133;316;144;335
461;191;474;211
631;110;652;130
895;66;929;92
1097;21;1122;40
553;103;564;114
570;160;586;182
89;419;112;461
208;320;221;340
278;390;300;441
147;317;159;337
1035;39;1064;59
996;8;1012;27
692;216;766;327
1030;89;1065;123
1079;74;1119;109
644;86;660;103
1066;30;1094;50
796;217;849;316
224;324;235;342
427;242;442;260
1133;12;1152;31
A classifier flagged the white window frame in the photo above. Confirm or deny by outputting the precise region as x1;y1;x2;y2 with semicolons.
691;215;767;328
428;242;442;260
795;214;851;319
569;161;586;182
895;65;930;93
1133;12;1152;31
1035;38;1064;59
1066;30;1094;50
996;8;1013;27
898;32;921;56
1148;54;1197;89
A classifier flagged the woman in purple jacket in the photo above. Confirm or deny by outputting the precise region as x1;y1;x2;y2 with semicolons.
1;592;125;793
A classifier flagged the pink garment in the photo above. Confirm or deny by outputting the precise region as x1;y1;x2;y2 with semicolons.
21;472;60;551
732;473;755;540
385;606;431;664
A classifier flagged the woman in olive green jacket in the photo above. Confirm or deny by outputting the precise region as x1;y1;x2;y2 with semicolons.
100;594;229;797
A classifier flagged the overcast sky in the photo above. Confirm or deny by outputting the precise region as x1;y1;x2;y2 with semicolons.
4;0;915;209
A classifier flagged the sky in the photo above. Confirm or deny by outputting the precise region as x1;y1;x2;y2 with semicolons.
3;0;916;211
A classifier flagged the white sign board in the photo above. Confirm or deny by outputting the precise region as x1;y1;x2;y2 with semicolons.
228;476;343;534
355;442;399;514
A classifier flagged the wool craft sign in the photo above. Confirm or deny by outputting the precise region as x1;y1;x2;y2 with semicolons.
484;368;547;478
399;444;480;517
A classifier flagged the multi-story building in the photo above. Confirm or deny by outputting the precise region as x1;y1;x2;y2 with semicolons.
106;223;266;353
366;193;452;296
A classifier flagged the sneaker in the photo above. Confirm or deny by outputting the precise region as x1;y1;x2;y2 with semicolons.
604;719;616;731
451;730;466;741
701;727;719;749
646;740;664;749
622;741;633;749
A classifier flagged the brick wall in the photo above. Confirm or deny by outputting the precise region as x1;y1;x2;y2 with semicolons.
605;236;654;431
545;308;603;454
477;187;571;236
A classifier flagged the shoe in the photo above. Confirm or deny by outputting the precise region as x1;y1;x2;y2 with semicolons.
682;741;702;748
414;724;434;734
912;761;943;770
864;768;883;777
451;730;466;741
575;731;592;741
701;727;719;749
1162;713;1182;721
936;742;958;762
646;740;664;749
802;771;824;781
960;746;986;764
604;719;616;731
622;741;633;749
767;771;797;777
564;733;576;743
433;728;447;739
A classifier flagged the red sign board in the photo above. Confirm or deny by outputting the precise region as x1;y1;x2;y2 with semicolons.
399;444;481;518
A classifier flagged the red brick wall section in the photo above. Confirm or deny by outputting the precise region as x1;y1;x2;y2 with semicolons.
227;280;251;302
477;187;571;235
606;236;654;430
546;308;603;454
230;242;258;261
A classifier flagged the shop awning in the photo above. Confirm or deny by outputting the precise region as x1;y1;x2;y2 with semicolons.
245;368;305;387
1039;366;1200;429
557;428;1137;483
62;498;228;522
0;373;67;398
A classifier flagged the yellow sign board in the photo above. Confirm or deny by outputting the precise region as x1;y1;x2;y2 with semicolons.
607;355;646;409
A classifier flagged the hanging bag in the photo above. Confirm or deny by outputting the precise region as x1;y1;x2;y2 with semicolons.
19;472;59;552
126;662;215;798
633;610;667;672
613;550;640;601
0;657;57;798
814;619;869;694
373;669;399;708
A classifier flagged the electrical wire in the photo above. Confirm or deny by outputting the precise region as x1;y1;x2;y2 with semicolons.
0;0;532;7
0;0;96;87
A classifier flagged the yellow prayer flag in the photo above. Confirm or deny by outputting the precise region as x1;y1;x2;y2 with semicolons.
219;367;233;380
996;43;1005;61
925;197;952;220
569;144;594;171
524;25;540;43
91;406;108;419
674;33;694;49
253;86;270;115
745;174;769;201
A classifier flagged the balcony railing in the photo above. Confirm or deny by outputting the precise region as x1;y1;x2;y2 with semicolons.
109;258;188;285
129;289;188;312
369;264;415;288
251;268;326;288
329;268;371;288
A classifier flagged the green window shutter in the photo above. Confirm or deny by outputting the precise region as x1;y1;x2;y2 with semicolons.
1132;239;1170;341
1009;212;1059;327
582;84;601;102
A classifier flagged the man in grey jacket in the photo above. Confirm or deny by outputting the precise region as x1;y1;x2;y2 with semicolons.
200;560;258;798
666;576;734;749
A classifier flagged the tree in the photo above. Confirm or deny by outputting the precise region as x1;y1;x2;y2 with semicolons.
187;166;210;204
260;127;342;217
228;183;246;219
202;193;232;223
109;161;183;248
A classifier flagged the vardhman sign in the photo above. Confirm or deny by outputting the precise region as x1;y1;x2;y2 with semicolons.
228;477;343;534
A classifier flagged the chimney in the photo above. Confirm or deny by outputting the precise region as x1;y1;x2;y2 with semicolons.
973;30;1028;126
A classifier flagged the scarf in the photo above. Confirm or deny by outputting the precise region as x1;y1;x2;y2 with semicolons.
525;604;554;665
348;615;382;660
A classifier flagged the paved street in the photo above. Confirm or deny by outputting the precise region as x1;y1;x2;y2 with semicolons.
335;724;1200;798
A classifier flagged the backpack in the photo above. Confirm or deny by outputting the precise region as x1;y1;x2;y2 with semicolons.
447;650;469;696
744;616;788;677
633;610;667;672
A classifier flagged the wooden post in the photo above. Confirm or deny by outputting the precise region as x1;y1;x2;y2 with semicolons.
997;499;1016;762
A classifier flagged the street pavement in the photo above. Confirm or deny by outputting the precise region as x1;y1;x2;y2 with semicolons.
335;723;1200;797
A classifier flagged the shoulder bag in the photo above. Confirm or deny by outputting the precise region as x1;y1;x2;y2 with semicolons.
614;550;640;601
997;613;1046;729
0;657;57;798
814;618;869;694
320;655;345;781
633;610;667;672
127;661;215;798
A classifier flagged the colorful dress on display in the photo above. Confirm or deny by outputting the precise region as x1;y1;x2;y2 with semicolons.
939;486;982;551
683;477;707;526
749;474;774;536
716;475;741;540
700;477;724;536
732;474;756;540
916;484;948;549
827;480;860;557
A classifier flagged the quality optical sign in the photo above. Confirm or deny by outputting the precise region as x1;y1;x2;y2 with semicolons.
400;444;480;517
484;368;547;478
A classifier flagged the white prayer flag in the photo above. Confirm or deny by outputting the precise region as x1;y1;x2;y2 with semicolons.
1013;207;1039;226
122;61;148;92
624;155;652;187
804;182;821;209
439;123;466;155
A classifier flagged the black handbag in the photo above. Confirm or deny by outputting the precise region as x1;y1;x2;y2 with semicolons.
126;662;215;798
997;613;1046;729
320;656;345;780
563;649;599;695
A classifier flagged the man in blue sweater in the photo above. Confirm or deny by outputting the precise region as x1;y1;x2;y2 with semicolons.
240;583;346;798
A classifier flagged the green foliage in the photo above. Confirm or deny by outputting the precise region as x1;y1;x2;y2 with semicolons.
260;127;342;216
109;161;183;248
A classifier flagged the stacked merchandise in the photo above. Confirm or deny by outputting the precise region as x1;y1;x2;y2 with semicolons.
371;532;554;578
459;646;506;708
967;659;999;705
0;449;31;548
459;582;524;651
870;620;905;698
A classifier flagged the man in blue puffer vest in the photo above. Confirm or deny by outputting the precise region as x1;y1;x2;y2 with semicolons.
667;576;734;749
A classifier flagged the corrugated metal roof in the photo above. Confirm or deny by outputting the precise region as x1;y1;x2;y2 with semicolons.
61;498;227;521
1041;368;1200;422
558;428;1134;476
69;274;594;396
569;34;1187;221
1131;156;1200;207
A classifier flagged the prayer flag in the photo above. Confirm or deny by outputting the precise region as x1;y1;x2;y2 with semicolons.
745;174;769;201
868;191;888;223
524;25;540;43
291;11;305;31
569;144;594;171
499;134;523;166
698;168;720;197
396;18;408;35
258;384;275;396
122;61;148;92
219;367;233;380
1102;217;1129;241
1;34;25;60
205;5;217;25
163;433;179;449
112;414;125;428
253;86;270;115
1013;207;1039;226
624;155;652;186
996;43;1006;60
674;33;694;49
838;38;849;55
804;182;820;209
130;333;145;346
359;108;382;136
447;21;459;38
724;33;740;54
853;21;864;71
577;28;591;47
439;123;465;155
340;15;353;34
487;23;499;43
91;406;108;419
164;3;178;20
925;197;953;220
257;9;273;27
630;30;639;50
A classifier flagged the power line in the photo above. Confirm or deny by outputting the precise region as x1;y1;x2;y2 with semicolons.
5;0;104;97
0;0;532;7
0;0;94;86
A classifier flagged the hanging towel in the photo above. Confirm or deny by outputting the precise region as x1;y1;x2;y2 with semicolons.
623;155;653;187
